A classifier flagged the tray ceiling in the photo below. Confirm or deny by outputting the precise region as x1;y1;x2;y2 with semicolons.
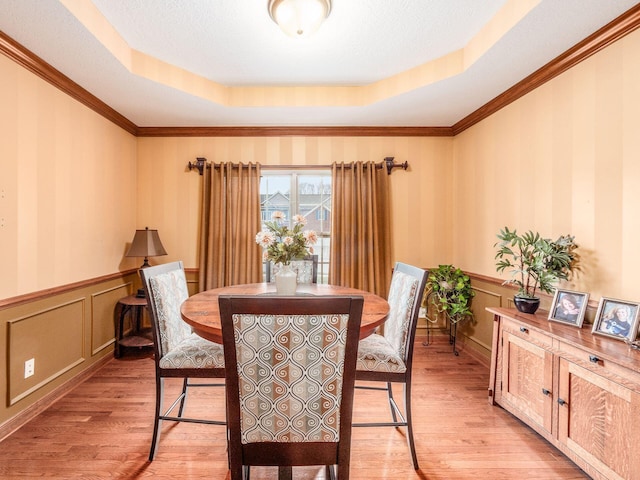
0;0;638;128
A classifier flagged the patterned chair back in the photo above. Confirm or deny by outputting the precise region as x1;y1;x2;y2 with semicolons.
145;263;192;358
383;269;421;359
219;295;363;478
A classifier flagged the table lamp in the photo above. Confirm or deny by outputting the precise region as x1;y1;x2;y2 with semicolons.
126;227;168;297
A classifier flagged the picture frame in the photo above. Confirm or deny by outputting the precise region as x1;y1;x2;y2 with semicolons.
548;289;589;327
591;297;640;341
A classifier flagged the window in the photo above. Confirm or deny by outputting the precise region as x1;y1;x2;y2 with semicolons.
315;208;329;221
260;171;331;284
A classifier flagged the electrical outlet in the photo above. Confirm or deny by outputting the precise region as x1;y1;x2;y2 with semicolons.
24;358;35;378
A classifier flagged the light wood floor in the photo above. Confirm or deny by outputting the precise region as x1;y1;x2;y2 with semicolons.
0;336;590;479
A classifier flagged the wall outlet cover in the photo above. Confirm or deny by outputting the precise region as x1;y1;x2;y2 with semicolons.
24;358;35;378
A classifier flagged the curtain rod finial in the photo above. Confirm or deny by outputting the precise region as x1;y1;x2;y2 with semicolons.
384;157;408;175
188;157;208;175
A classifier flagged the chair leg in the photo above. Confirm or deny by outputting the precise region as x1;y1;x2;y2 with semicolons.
354;380;418;469
386;382;398;423
403;382;419;470
228;462;243;480
277;466;292;480
149;377;165;461
177;378;189;417
336;463;349;480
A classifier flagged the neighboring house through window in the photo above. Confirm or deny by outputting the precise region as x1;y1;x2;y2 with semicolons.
260;171;331;283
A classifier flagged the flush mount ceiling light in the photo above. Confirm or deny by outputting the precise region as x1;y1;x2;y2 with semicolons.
268;0;331;38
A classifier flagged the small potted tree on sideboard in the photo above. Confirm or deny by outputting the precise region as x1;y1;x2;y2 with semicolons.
494;227;580;314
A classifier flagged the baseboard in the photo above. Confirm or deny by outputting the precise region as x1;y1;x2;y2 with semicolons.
416;329;490;369
455;335;491;368
0;354;113;442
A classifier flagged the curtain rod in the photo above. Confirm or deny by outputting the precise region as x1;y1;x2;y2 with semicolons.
187;157;408;176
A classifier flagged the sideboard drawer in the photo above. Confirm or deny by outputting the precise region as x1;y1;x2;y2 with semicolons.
501;316;553;349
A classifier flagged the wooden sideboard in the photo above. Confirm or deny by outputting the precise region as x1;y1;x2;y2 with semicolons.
487;307;640;480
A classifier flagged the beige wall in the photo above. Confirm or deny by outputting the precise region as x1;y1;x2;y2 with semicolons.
0;54;139;299
136;136;454;271
0;52;140;428
453;28;640;304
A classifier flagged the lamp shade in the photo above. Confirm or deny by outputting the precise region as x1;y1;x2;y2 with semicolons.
268;0;331;38
125;227;167;267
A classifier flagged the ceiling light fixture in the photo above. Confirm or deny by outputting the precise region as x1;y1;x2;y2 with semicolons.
268;0;331;38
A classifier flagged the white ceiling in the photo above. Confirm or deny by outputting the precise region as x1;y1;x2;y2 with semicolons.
0;0;638;127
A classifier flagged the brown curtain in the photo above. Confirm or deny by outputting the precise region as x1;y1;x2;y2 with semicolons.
330;161;392;297
198;162;262;290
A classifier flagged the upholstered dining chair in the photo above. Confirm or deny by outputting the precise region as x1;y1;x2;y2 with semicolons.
353;262;428;470
266;254;318;284
140;261;226;461
219;294;364;480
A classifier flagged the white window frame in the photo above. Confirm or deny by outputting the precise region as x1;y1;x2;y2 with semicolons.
260;170;331;284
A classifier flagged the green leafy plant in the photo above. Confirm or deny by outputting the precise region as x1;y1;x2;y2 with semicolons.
426;265;475;324
494;227;579;298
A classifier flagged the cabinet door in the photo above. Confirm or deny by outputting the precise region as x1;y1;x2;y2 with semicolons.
500;331;554;437
558;358;640;480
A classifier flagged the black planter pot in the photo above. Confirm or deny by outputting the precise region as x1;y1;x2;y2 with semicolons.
514;296;540;314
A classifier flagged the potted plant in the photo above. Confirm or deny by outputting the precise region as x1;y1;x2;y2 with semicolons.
425;265;475;325
255;211;317;294
424;265;475;355
494;227;580;314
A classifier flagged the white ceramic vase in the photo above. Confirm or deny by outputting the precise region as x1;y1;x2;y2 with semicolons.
275;264;297;295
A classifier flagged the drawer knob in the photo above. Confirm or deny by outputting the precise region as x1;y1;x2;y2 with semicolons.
558;398;567;406
541;388;551;396
589;355;600;364
519;326;528;333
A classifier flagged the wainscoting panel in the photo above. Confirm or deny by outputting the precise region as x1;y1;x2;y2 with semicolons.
7;298;85;405
185;270;199;297
457;286;503;354
90;283;131;356
0;270;140;438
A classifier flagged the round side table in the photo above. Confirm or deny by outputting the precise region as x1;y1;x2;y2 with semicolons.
114;295;153;358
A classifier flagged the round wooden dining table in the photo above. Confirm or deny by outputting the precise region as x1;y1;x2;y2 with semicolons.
181;283;390;344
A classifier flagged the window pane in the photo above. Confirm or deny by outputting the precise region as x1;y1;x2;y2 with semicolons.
260;175;291;221
260;171;331;284
298;175;331;235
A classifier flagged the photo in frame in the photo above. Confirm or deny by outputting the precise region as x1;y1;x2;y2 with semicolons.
548;289;589;327
591;297;640;341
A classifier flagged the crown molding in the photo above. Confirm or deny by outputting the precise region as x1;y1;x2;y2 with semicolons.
135;126;453;137
1;3;639;138
0;30;138;136
452;3;640;135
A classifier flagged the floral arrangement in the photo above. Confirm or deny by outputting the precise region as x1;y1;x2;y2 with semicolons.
255;211;317;266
